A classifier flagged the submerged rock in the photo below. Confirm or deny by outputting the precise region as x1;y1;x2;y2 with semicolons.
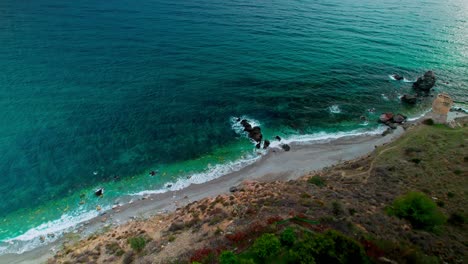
413;71;436;92
275;136;282;141
401;94;417;104
392;74;404;81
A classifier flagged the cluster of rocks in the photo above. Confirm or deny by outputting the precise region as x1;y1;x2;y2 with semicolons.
401;71;437;105
237;119;290;151
379;112;407;129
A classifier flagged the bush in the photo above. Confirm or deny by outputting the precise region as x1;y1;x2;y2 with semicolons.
422;119;434;125
308;176;325;187
251;233;280;259
387;192;446;230
127;236;146;252
291;230;369;264
219;251;238;264
280;227;296;247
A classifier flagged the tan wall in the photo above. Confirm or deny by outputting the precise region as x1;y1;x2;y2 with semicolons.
431;93;453;124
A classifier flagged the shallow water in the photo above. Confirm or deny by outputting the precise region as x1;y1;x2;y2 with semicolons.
0;0;467;254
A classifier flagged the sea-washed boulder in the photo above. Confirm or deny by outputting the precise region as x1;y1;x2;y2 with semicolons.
379;113;394;123
392;74;404;81
393;114;407;124
413;71;436;92
401;94;417;104
275;136;282;141
249;126;262;142
281;144;291;151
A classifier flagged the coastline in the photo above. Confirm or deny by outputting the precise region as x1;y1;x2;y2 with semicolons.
0;127;405;263
2;110;466;264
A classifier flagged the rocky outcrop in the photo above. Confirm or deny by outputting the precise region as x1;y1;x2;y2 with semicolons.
238;118;270;149
413;71;436;92
401;94;417;104
379;112;407;129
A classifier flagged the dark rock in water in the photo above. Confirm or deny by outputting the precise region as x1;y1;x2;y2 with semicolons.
401;94;417;104
413;71;436;91
275;136;281;141
255;143;261;149
392;74;404;81
243;124;253;132
236;117;241;122
240;119;249;126
249;126;262;142
393;114;407;124
94;188;104;197
379;113;394;123
166;184;172;188
263;140;270;149
281;144;291;151
229;186;238;193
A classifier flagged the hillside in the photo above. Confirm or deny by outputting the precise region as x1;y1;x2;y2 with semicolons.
49;119;467;264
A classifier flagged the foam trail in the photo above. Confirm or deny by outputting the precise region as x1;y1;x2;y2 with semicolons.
230;116;261;137
406;108;431;121
269;126;387;149
0;206;110;255
131;154;261;196
328;105;341;114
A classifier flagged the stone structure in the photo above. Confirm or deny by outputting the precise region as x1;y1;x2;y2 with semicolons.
431;93;453;124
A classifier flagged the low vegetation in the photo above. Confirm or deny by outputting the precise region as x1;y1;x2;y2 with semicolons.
387;191;446;231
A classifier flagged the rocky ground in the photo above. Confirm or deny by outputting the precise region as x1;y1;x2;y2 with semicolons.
49;118;467;264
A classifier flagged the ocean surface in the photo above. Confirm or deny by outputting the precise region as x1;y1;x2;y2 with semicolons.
0;0;467;255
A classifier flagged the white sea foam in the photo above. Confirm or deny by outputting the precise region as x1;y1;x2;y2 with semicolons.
388;74;414;83
0;206;110;255
381;94;389;101
406;108;432;121
230;116;261;137
131;154;261;196
328;105;341;114
268;126;387;149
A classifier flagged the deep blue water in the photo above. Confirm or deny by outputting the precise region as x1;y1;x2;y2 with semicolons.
0;0;467;254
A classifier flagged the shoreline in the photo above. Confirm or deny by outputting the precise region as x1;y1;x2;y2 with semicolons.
2;110;466;264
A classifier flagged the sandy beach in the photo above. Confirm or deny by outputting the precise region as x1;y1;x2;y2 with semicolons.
3;110;466;264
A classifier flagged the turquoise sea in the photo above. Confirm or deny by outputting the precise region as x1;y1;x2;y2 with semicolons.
0;0;467;255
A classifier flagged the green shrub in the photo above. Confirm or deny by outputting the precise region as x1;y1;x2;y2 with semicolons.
308;176;325;187
387;192;446;230
291;230;369;264
280;227;296;247
332;201;344;216
422;119;434;125
219;251;238;264
251;233;280;259
127;236;146;252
